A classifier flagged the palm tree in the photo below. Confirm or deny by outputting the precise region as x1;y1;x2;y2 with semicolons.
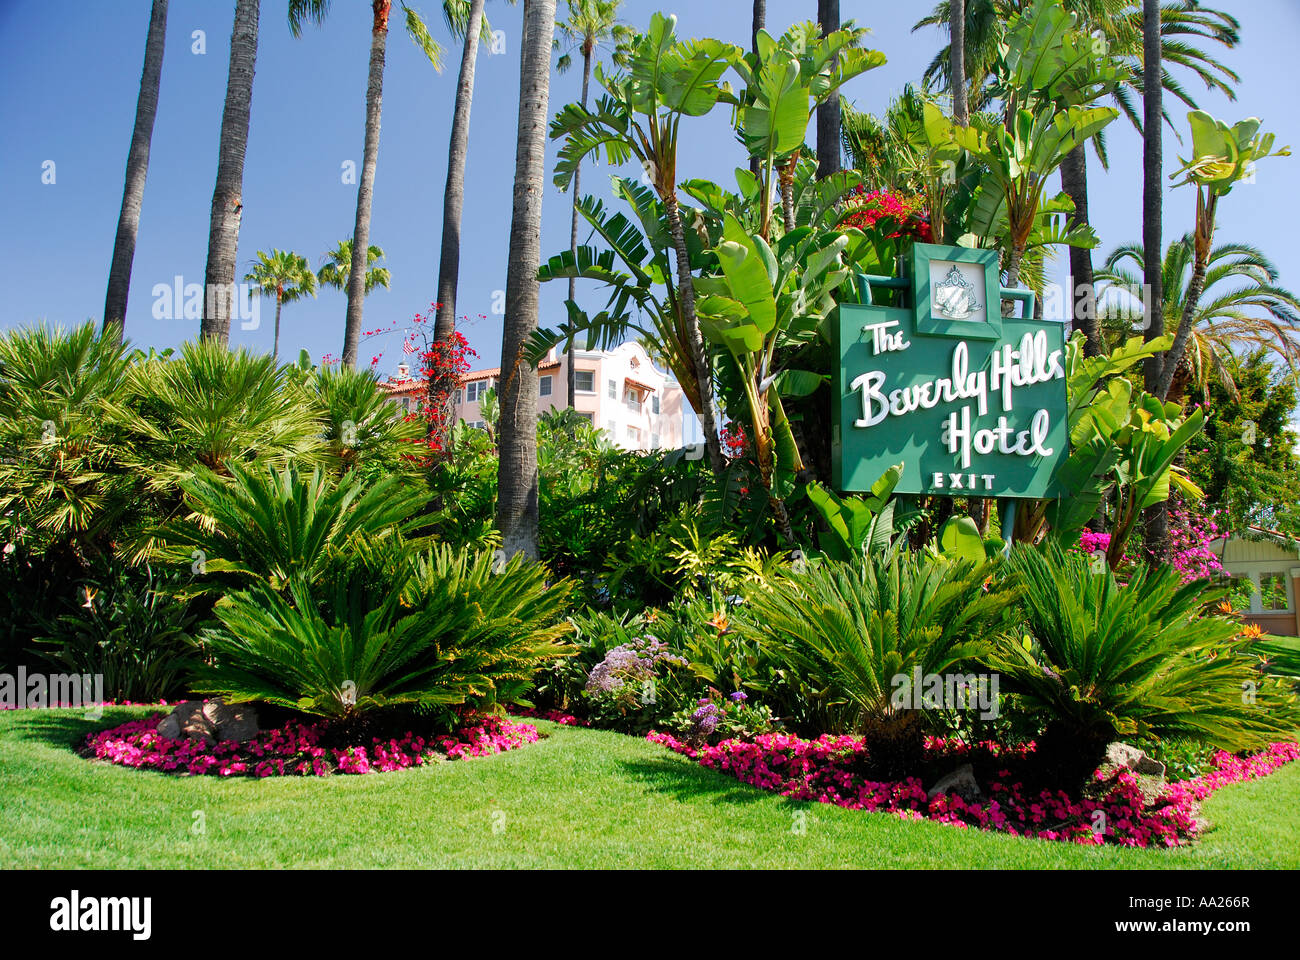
496;0;557;560
815;0;841;179
245;249;317;358
104;0;169;344
289;1;443;368
1141;0;1167;554
432;0;493;347
1097;237;1300;400
201;0;260;347
553;0;633;408
317;239;392;297
949;0;967;125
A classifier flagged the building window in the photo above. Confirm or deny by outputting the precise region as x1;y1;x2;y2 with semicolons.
627;425;641;444
605;419;616;435
608;379;618;399
650;432;660;449
575;370;594;393
1259;572;1291;611
539;375;552;397
467;420;486;431
626;390;642;413
401;397;411;413
453;389;463;405
578;412;594;423
652;394;660;414
466;380;489;402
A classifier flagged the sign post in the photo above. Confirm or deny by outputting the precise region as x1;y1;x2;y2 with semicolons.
833;243;1069;541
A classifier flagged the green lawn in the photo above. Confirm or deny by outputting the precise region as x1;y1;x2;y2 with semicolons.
2;707;1297;869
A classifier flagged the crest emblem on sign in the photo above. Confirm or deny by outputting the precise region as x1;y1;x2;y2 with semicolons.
932;265;981;320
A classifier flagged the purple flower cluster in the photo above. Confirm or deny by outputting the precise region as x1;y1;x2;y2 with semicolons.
585;636;687;696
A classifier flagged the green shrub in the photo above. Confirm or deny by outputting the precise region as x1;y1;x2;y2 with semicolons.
737;546;1018;775
992;544;1298;789
194;542;574;726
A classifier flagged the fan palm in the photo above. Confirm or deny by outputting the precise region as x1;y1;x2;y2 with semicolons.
0;322;137;562
554;0;634;407
288;0;443;367
245;249;317;358
317;239;391;297
120;338;323;495
1095;236;1300;399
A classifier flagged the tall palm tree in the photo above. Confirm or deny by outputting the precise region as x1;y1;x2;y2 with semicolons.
201;0;260;347
815;0;841;179
749;0;765;179
245;249;318;358
104;0;169;344
554;0;633;407
289;1;443;368
1097;237;1300;400
317;239;392;296
1141;0;1166;553
432;0;493;347
949;0;967;125
496;0;557;560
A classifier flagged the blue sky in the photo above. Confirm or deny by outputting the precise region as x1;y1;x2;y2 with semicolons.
1;0;1297;377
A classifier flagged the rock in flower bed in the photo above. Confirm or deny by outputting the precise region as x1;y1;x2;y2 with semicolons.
647;730;1300;848
86;712;540;777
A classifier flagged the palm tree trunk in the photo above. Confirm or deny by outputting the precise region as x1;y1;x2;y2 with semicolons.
663;191;724;473
434;0;486;348
201;0;259;346
1141;0;1168;557
1001;245;1024;316
273;293;282;359
1157;219;1213;399
566;46;593;409
104;0;168;343
495;0;556;560
433;0;485;346
949;0;967;125
341;0;391;369
815;0;840;179
1061;145;1100;357
749;0;765;179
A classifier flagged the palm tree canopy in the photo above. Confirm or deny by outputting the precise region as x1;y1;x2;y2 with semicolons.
288;0;445;69
318;240;392;294
1096;234;1300;394
553;0;634;74
245;249;317;304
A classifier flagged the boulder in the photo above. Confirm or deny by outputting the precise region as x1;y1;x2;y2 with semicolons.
202;699;259;743
927;763;982;802
155;699;259;744
156;700;215;744
1104;742;1166;780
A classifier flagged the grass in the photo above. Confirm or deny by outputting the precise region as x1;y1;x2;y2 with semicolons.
2;707;1297;869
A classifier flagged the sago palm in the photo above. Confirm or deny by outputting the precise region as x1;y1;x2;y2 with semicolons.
296;361;425;473
992;544;1296;789
1095;236;1300;399
245;248;317;358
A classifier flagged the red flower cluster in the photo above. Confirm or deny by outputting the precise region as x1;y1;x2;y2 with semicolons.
840;189;932;242
647;729;1299;848
86;712;539;777
720;422;749;459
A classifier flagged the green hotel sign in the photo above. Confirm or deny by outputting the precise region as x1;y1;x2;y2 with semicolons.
833;243;1068;499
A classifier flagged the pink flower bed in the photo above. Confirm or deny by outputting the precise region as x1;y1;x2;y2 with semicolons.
647;730;1300;848
86;712;540;777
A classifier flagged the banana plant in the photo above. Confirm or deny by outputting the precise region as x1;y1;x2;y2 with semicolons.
1156;111;1291;398
726;21;885;237
693;213;850;540
550;13;740;472
926;100;1116;303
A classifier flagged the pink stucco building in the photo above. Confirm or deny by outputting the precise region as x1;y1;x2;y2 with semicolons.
380;341;686;452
